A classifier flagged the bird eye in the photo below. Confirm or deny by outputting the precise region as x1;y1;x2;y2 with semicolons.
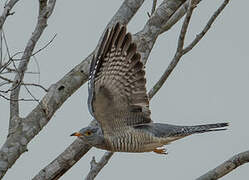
85;131;92;136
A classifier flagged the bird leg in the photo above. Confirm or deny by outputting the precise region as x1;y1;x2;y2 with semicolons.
153;147;168;155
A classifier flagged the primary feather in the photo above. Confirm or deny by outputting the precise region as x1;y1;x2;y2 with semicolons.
88;23;151;135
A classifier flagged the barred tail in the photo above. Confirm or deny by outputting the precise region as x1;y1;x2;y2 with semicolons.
184;123;229;135
135;122;229;139
159;122;228;144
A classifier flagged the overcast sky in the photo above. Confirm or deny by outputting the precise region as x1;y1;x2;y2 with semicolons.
0;0;248;179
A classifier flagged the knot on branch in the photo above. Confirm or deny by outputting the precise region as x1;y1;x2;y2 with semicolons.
8;116;22;137
90;156;97;170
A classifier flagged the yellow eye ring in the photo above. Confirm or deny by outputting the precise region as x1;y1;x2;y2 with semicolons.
85;131;92;136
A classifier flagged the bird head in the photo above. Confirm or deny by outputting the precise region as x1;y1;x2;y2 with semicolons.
70;126;105;148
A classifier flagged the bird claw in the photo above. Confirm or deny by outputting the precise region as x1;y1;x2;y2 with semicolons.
153;147;168;155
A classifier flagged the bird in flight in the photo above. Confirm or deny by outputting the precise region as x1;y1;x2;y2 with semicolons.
71;23;228;154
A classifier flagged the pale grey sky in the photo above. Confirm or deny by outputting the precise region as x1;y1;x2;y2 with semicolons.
0;0;248;179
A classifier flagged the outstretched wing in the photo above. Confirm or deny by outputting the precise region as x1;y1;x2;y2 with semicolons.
88;23;151;134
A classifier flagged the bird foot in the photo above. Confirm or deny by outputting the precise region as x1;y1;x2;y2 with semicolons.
153;147;168;155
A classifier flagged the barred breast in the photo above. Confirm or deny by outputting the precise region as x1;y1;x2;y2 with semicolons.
104;127;161;152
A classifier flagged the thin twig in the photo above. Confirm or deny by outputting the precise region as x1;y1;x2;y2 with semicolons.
33;55;41;84
196;150;249;180
0;1;57;177
177;0;194;52
0;31;23;93
0;81;9;87
151;0;157;15
148;0;157;17
22;84;40;102
0;29;3;68
148;0;229;99
23;83;48;92
0;75;12;82
1;67;40;74
183;0;230;54
10;34;57;61
0;29;20;89
2;29;11;60
9;0;56;120
0;0;20;30
85;152;114;180
160;0;202;33
148;0;195;99
0;75;47;92
0;93;39;101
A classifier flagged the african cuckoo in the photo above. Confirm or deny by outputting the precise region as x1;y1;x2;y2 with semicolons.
71;23;228;154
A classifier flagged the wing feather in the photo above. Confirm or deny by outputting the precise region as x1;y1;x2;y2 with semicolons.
88;23;151;134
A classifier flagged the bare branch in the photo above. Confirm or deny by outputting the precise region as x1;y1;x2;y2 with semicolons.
0;75;47;93
1;67;40;74
9;0;56;125
0;75;11;83
0;29;2;67
0;29;12;73
178;0;195;51
10;34;57;61
22;84;40;102
85;152;114;180
0;0;20;30
0;31;51;100
160;0;201;33
0;0;57;178
133;0;189;64
196;150;249;180
183;0;230;54
147;0;157;17
151;0;157;15
0;30;24;94
0;93;39;101
32;55;41;84
148;0;229;99
148;0;195;99
32;139;92;180
23;83;48;92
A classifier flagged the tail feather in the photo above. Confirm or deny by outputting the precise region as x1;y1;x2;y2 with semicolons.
135;122;229;145
182;123;229;135
135;122;229;138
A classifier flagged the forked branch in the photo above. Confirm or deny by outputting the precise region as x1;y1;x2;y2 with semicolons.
0;0;57;179
0;0;20;30
85;152;114;180
9;0;56;121
148;0;230;99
